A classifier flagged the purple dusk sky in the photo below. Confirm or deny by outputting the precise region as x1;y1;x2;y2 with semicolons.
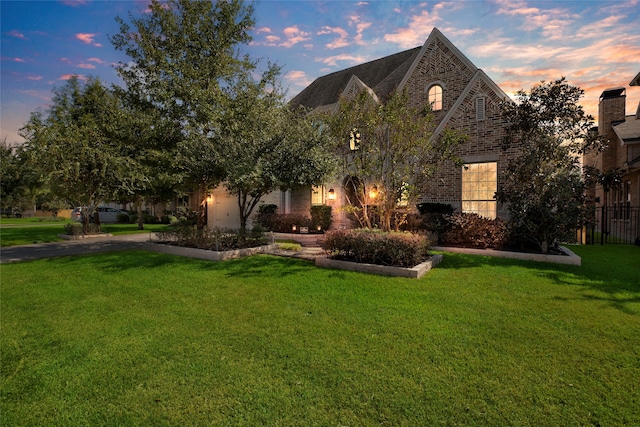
2;0;639;144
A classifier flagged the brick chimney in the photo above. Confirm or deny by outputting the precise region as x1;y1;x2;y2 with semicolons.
598;87;626;172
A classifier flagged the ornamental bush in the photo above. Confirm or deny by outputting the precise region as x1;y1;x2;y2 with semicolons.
155;225;268;251
439;212;508;249
322;229;432;267
310;205;332;231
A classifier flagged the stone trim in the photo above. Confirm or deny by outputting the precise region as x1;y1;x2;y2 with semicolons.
315;254;443;279
433;246;581;266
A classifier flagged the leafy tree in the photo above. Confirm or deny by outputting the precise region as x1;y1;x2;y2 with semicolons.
20;77;140;233
496;78;605;253
324;89;466;231
111;0;255;229
0;139;28;215
219;67;335;233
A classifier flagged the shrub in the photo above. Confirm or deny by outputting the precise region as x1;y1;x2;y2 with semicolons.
155;225;268;251
130;214;159;224
254;212;312;233
310;205;332;231
116;213;129;223
439;212;508;249
64;222;99;235
416;202;454;215
322;229;432;267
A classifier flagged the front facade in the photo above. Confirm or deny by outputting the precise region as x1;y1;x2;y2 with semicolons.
208;28;514;230
287;28;514;229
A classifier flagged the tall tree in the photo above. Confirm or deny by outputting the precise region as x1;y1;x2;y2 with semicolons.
20;77;139;233
219;66;335;233
110;0;256;228
496;77;605;253
325;89;465;231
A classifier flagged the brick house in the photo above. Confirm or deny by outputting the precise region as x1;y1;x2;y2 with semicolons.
587;72;640;208
207;28;514;230
583;72;640;243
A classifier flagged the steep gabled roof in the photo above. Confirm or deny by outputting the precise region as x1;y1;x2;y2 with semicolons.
630;71;640;86
289;46;421;111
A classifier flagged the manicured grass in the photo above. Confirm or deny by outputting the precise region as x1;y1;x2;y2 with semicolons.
0;219;169;246
1;245;639;425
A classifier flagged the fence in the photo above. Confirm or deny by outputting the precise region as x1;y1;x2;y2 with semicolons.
585;206;640;245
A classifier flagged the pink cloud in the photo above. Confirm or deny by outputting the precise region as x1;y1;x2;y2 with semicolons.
61;0;89;6
281;26;311;48
317;54;368;67
2;57;25;63
7;30;27;39
256;27;272;34
87;57;107;65
318;26;349;49
285;70;313;88
77;63;96;69
59;74;88;81
26;75;43;81
384;10;442;48
76;33;102;47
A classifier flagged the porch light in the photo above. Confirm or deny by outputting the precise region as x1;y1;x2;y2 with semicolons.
328;188;336;200
317;225;322;231
369;185;379;199
292;225;297;232
206;195;212;203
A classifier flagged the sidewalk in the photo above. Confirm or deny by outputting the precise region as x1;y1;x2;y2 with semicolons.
0;233;325;264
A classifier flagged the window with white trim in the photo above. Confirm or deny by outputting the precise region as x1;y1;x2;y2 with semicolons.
461;162;497;219
428;84;443;111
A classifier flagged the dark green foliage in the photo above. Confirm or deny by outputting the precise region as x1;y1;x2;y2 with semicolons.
322;229;431;267
497;78;605;253
116;214;130;223
439;212;509;249
310;205;332;231
155;225;268;250
416;202;454;215
255;213;312;233
258;204;278;215
324;89;466;231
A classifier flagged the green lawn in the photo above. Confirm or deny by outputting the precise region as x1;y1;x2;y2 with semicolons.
1;245;639;426
0;218;170;246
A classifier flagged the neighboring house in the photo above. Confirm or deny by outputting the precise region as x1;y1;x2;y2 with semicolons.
207;28;514;230
588;72;640;208
584;72;640;243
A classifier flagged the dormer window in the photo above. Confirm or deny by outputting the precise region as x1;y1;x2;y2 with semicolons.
428;84;443;111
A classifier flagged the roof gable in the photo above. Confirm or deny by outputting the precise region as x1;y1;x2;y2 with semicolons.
397;27;478;92
289;47;420;111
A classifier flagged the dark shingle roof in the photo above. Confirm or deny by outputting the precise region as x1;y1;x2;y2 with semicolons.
289;47;421;110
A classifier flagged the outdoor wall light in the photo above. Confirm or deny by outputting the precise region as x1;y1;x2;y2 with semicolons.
328;188;336;200
206;195;212;203
292;225;297;232
369;185;379;199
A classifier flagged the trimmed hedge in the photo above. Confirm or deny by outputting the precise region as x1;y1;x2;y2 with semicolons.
310;205;332;231
439;212;508;249
155;225;268;251
322;229;432;267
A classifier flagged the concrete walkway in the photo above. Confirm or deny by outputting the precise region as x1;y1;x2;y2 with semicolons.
0;233;325;264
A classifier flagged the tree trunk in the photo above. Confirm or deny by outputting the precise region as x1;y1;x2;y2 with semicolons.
197;181;207;230
137;203;144;230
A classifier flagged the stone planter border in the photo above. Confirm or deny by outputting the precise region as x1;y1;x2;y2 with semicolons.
315;254;443;279
433;245;581;266
142;242;279;261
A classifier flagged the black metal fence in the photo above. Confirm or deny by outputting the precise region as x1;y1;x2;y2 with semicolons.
585;206;640;245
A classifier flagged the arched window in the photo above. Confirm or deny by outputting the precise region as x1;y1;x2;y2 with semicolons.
428;84;443;111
